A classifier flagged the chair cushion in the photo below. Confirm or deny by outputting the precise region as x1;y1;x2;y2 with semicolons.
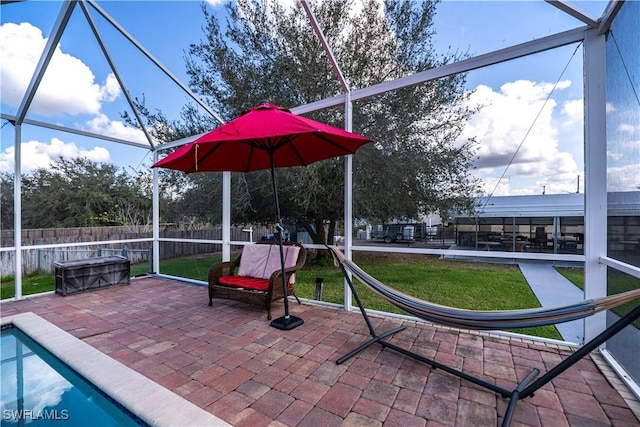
238;244;300;281
283;246;300;283
263;245;300;282
218;276;270;291
218;275;294;291
237;244;273;278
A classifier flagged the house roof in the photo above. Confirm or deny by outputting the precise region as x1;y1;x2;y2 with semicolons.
470;191;639;218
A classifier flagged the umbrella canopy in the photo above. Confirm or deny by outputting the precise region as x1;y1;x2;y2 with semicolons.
152;101;372;173
152;101;372;330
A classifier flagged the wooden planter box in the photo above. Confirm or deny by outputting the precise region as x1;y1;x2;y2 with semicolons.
54;256;130;296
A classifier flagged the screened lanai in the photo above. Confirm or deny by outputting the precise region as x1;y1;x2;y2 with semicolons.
1;0;639;412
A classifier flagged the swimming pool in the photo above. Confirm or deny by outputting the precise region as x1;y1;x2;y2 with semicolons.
0;312;228;427
1;326;145;426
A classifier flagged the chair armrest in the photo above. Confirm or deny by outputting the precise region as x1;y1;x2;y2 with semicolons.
267;242;306;296
268;270;295;300
268;260;302;279
268;267;295;286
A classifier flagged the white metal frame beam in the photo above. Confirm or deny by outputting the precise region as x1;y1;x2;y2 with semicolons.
583;27;608;343
300;0;349;93
292;26;586;115
15;1;76;125
85;12;588;151
546;0;600;28
598;0;625;35
11;0;75;300
156;132;208;152
0;113;150;149
79;0;155;148
300;0;354;311
85;0;224;125
152;150;160;274
13;124;22;299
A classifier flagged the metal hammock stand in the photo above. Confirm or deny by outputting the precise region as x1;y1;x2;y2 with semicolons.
327;246;640;427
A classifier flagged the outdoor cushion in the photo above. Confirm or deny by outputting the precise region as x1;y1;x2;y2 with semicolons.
285;246;300;283
263;245;300;283
218;275;293;291
237;244;272;278
208;241;305;320
218;276;270;291
238;244;300;281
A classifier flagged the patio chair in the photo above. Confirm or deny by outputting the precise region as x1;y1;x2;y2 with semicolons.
208;241;306;320
528;226;548;248
326;245;640;427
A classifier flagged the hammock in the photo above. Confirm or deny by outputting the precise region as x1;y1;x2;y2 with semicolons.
327;245;640;330
326;245;640;427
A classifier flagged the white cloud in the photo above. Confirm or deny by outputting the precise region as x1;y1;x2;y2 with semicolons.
619;123;640;133
1;355;72;416
607;150;624;161
608;162;640;192
457;80;580;196
100;73;121;103
0;138;110;173
0;22;120;116
561;99;582;127
204;0;227;6
84;114;148;144
1;21;148;150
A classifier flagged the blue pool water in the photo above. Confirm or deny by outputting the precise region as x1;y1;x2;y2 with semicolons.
1;326;146;426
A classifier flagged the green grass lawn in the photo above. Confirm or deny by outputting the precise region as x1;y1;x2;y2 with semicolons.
556;266;640;327
1;250;579;340
0;272;56;299
294;252;562;340
556;267;585;290
0;262;153;300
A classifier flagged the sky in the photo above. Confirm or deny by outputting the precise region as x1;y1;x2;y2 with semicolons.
0;0;613;197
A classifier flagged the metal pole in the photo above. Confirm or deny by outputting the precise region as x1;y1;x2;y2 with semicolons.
269;156;303;330
222;171;231;262
343;94;354;312
14;124;22;299
583;27;608;344
152;150;160;274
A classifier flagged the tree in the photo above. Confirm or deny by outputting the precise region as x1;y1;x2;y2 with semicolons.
0;172;14;230
123;102;258;226
169;0;480;244
20;157;151;228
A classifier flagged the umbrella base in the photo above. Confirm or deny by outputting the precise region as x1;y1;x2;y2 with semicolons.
270;315;304;330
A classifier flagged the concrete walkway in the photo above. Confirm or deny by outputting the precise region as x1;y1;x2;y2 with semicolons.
518;261;585;343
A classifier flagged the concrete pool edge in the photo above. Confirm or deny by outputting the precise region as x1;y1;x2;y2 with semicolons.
1;312;231;427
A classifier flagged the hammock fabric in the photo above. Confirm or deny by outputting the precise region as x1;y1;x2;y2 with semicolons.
327;245;640;427
327;245;640;330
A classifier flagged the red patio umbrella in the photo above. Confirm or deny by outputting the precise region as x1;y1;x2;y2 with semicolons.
152;101;372;330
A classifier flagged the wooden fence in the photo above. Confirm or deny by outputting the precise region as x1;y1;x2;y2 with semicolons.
1;225;276;277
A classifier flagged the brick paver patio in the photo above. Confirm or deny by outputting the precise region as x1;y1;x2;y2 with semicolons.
2;277;639;426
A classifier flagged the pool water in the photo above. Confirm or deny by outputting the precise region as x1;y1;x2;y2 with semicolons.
1;327;146;426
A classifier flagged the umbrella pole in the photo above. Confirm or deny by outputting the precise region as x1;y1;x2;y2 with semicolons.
269;160;304;331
